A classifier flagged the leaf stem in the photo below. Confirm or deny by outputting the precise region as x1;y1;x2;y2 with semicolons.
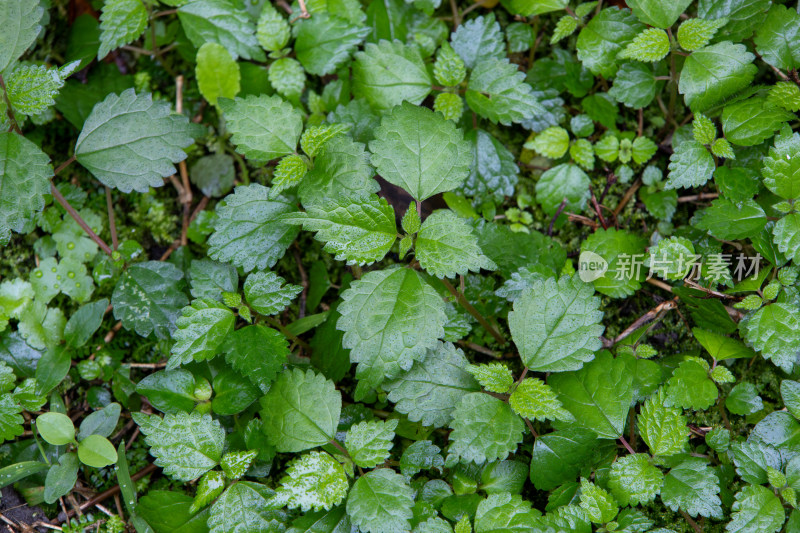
329;438;350;458
50;181;114;257
0;74;22;135
441;278;506;346
618;435;636;455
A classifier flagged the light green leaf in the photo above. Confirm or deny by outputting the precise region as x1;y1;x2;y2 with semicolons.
111;261;188;340
434;42;466;87
665;139;715;189
721;96;794;147
579;478;618;524
678;41;757;112
369;102;471;201
618;28;670;62
608;454;663;506
693;198;766;240
277;451;349;512
337;267;446;389
535;163;591;216
294;14;369;76
677;17;727;51
740;302;800;372
464;129;519;203
219;94;303;161
208;482;287;533
0;131;52;245
774;213;800;263
638;388;689;456
196;42;240;106
551;15;579;44
243;271;302;316
508;275;604;373
474;492;541;531
665;359;718;410
269;57;305;99
416;210;496;278
509;378;571;422
207;184;300;273
77;434;118;468
762;128;800;200
36;412;75;445
448;392;525;464
133;411;225;481
5;62;78;116
346;469;414;533
345;418;398;468
400;440;444;476
384;341;481;428
282;193;397;266
0;395;23;443
580;228;647;298
270;154;308;198
177;0;264;61
450;14;504;69
0;0;44;72
352;40;432;110
661;458;722;518
256;2;290;51
693;327;757;361
753;4;800;70
627;0;693;28
167;298;235;369
501;0;567;16
576;7;644;78
465;58;543;126
727;382;763;415
259;368;341;452
75;89;197;193
527;126;569;159
300;123;350;158
97;0;147;59
727;485;784;533
466;363;513;394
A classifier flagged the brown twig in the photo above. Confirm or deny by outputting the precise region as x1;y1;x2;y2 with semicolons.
548;199;568;236
618;435;636;454
57;464;158;522
613;179;641;218
566;213;600;229
51;182;114;256
613;298;677;345
449;0;461;27
456;340;505;359
105;187;118;250
290;0;310;21
461;0;489;17
677;192;719;203
680;509;703;533
441;279;506;345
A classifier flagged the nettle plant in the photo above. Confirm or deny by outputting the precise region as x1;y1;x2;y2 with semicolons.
3;0;800;531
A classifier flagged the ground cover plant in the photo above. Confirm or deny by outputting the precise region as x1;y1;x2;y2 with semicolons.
1;0;800;531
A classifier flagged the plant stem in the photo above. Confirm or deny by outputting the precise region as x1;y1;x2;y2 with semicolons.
524;418;538;438
548;198;567;236
618;435;636;454
51;182;114;256
105;187;119;250
680;509;703;533
441;278;506;346
0;74;22;135
329;439;351;458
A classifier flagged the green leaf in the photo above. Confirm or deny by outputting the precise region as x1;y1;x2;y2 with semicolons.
728;485;785;533
112;261;188;340
400;440;444;476
207;184;300;272
219;94;303;161
0;0;44;72
509;378;572;422
416;210;496;278
626;0;693;28
580;228;647;299
282;193;397;266
530;428;607;490
0;461;49;489
608;454;663;506
300;123;350;158
384;341;481;428
345;418;398;468
693;327;757;361
448;392;525;464
401;202;421;235
346;469;414;533
270;154;308;198
223;325;288;394
75;89;197;193
220;450;257;481
576;7;644;78
298;135;380;205
5;61;79;116
618;28;670;62
678;41;757;112
665;139;715;189
44;453;79;504
77;434;118;468
133;411;225;481
637;388;689;456
208;482;287;533
465;58;543;126
548;351;633;439
693;198;766;240
608;62;658;109
256;2;290;51
269;57;305;99
352;40;432;110
177;0;264;61
190;470;226;513
677;17;727;51
464;129;519;203
369;102;471;201
277;451;349;511
0;395;23;443
782;380;800;420
579;478;618;524
762;128;800;200
294;14;369;76
665;359;718;410
509;275;603;372
721;96;794;146
337;267;446;389
465;363;513;394
196;42;240;106
78;403;121;440
0;132;53;245
259;368;341;452
450;14;505;69
64;299;108;348
243;271;302;316
434;42;466;87
527;126;570;159
660;458;722;518
97;0;147;59
474;492;541;531
167;298;235;369
36;412;75;445
740;302;800;372
136;369;196;414
753;4;800;70
727;382;763;415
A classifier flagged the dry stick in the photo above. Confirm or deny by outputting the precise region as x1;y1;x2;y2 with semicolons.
590;189;608;229
613;178;641;218
566;212;599;229
524;418;538;438
680;509;703;533
175;75;193;247
613;298;677;345
51;182;114;256
57;464;158;522
290;0;310;21
677;191;719;203
441;279;506;346
456;340;503;359
105;187;118;250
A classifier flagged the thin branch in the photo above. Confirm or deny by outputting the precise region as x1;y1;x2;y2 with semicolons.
680;509;703;533
613;298;677;345
54;155;76;176
290;0;310;21
677;192;719;203
613;178;641;217
461;0;489;17
618;435;636;454
456;340;504;359
51;182;114;256
105;187;118;250
57;464;158;522
329;439;350;458
152;8;177;18
524;418;538;438
449;0;460;27
441;278;506;345
548;198;567;236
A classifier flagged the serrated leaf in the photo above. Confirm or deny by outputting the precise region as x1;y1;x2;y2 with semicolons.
677;17;727;51
535;163;591;216
337;267;446;389
433;92;463;122
727;485;785;533
448;392;525;464
133;411;225;481
464;129;518;203
416;210;496;278
222;325;288;393
352;40;432;110
474;492;541;531
256;2;290;51
678;41;757;112
509;378;571;422
384;341;480;428
259;368;341;452
208;482;287;533
576;7;644;78
207;184;300;273
626;0;693;28
638;388;689;456
345;418;397;468
465;58;543;126
619;28;670;62
0;0;44;72
528;126;569;159
300;124;350;158
294;14;369;76
243;271;302;316
608;62;657;109
75;89;197;193
111;261;188;340
608;454;663;507
661;458;722;518
177;0;264;61
0;132;52;245
549;351;633;439
369;102;471;202
167;298;235;369
740;302;800;372
721;96;794;147
753;4;800;71
665;139;715;189
665;359;718;410
0;395;23;443
188;259;238;301
346;469;414;533
277;451;349;512
693;198;766;240
5;62;78;116
466;363;513;394
196;42;240;106
508;275;604;373
434;42;466;87
400;440;444;476
219;94;302;161
282;193;397;266
762;128;800;200
450;14;505;69
97;0;147;59
269;57;305;99
298;135;379;205
579;478;618;524
551;15;579;44
270;154;308;198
